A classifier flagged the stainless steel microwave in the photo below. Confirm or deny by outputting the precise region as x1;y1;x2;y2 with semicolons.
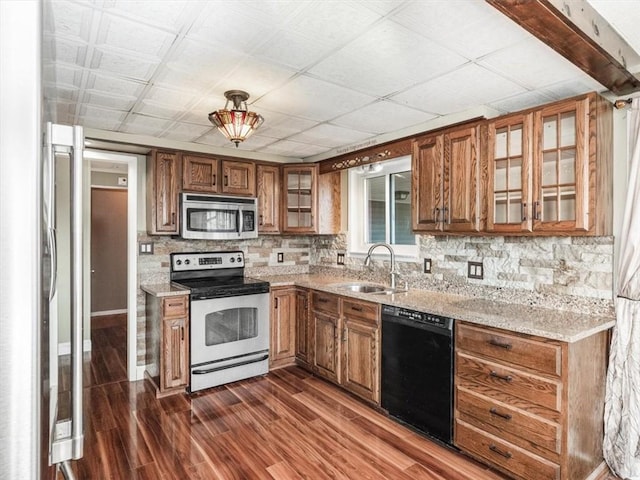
180;193;258;240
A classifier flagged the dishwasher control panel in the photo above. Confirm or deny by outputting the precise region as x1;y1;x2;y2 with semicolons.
382;304;453;330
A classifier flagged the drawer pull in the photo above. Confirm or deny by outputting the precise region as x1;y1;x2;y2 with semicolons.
489;408;512;420
489;444;512;459
490;371;513;383
317;298;328;303
488;339;512;350
351;306;363;312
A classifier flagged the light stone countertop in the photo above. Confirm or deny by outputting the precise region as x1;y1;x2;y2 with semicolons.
258;274;616;343
141;283;190;297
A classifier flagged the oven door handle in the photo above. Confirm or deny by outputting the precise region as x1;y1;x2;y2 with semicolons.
192;354;269;375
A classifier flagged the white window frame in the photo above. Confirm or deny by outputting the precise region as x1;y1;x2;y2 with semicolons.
348;156;418;259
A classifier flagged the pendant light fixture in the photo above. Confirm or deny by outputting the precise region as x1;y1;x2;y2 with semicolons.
208;90;264;147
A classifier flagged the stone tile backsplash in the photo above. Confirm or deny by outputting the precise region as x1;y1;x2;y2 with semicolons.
137;231;614;364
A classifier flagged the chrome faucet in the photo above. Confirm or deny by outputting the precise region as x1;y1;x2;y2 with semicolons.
364;242;398;289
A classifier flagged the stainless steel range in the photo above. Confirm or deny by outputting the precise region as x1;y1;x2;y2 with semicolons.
170;251;270;392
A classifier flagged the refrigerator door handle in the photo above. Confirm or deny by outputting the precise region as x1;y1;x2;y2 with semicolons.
48;227;57;301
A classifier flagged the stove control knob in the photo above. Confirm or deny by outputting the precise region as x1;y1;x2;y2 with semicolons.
230;257;235;263
237;256;242;263
184;259;190;265
176;260;182;266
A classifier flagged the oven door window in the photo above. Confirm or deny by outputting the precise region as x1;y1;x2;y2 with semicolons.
205;307;258;346
187;207;238;233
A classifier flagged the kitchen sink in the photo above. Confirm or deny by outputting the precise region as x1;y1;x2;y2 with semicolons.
333;283;408;295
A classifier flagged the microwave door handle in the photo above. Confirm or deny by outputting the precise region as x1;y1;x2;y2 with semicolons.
237;209;243;235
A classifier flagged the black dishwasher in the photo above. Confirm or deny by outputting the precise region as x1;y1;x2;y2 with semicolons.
381;304;454;445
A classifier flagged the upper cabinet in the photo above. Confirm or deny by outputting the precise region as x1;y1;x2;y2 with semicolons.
222;159;255;196
281;164;341;235
147;149;181;235
182;154;219;193
487;93;612;236
412;123;482;233
256;164;280;233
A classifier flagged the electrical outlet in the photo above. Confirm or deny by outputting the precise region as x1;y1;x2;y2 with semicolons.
337;252;345;265
423;258;432;274
467;261;484;280
138;242;154;255
277;252;284;263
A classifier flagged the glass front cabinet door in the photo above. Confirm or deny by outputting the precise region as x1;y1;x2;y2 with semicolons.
282;165;317;233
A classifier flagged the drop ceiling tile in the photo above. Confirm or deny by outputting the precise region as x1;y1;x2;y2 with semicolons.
89;48;159;81
78;105;127;130
391;0;529;59
86;72;146;97
252;30;337;71
161;122;211;142
478;38;590;89
332;100;436;134
391;63;525;116
142;86;198;109
47;36;88;65
83;91;136;111
44;86;79;103
44;64;84;89
195;130;238;147
255;75;376;122
288;124;373;148
308;20;467;97
96;13;176;58
104;0;195;32
215;57;297;100
488;90;556;114
355;0;405;16
45;0;94;38
254;113;319;140
260;139;327;157
134;100;186;119
121;114;173;136
187;3;280;55
229;134;278;150
285;1;381;49
540;77;606;101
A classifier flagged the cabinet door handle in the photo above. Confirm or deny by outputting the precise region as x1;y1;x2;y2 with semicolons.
441;206;448;224
521;202;527;221
224;175;229;186
489;444;512;459
181;326;184;341
274;297;278;309
434;207;440;223
488;339;512;350
490;371;513;383
259;214;264;226
212;173;216;185
533;201;541;220
342;327;347;342
489;408;512;420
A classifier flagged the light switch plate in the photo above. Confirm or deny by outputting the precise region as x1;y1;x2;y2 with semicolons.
424;258;432;274
277;252;284;263
337;252;345;265
139;242;154;254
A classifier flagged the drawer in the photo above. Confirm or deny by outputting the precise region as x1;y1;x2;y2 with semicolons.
311;291;340;315
457;322;562;377
162;295;188;318
457;387;561;457
342;299;379;324
456;352;561;414
456;420;560;480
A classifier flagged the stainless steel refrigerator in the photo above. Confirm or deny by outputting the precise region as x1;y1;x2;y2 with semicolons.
0;4;85;478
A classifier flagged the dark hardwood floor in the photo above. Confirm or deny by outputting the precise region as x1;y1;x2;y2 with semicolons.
60;314;619;479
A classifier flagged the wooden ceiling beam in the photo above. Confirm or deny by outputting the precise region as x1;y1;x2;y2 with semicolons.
486;0;640;95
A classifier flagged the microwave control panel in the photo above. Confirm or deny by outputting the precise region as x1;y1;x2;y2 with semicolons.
171;251;244;272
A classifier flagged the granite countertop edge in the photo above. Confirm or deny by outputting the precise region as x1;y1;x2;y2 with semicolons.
258;274;616;343
141;283;190;297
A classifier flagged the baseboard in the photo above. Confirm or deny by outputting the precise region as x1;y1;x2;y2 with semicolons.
585;461;609;480
136;365;149;381
91;309;127;317
58;339;92;356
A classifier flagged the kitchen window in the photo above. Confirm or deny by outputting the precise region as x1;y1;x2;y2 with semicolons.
348;156;417;257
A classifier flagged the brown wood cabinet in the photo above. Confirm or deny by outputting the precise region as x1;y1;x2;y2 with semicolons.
270;287;297;369
282;164;341;234
487;92;612;235
146;150;181;235
182;154;219;192
257;164;280;233
454;321;609;480
222;159;255;196
412;123;483;233
145;292;189;397
309;290;380;404
295;288;311;368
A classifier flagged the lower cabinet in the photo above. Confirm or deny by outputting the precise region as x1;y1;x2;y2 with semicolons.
270;287;297;369
310;290;380;404
454;321;609;480
295;288;311;368
145;292;190;397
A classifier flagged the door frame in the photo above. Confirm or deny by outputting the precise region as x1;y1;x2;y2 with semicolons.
84;149;139;381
